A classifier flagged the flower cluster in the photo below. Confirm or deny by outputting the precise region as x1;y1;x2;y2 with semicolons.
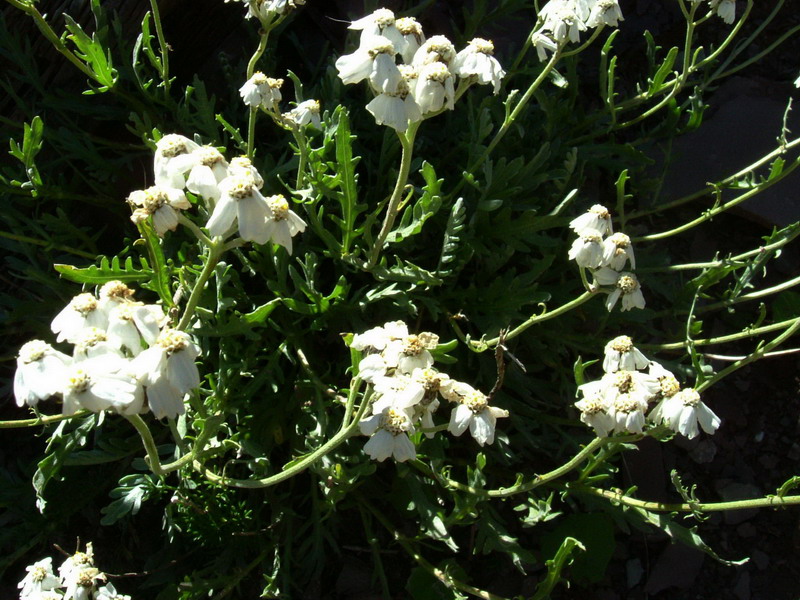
335;8;506;132
130;134;306;253
14;282;201;419
689;0;737;24
532;0;624;61
568;204;643;312
225;0;305;22
17;544;131;600
238;73;323;130
575;335;720;439
352;321;509;461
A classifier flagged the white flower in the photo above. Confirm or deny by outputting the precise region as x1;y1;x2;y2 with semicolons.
60;356;144;415
96;582;131;600
579;369;660;434
284;99;321;128
51;293;108;344
394;17;425;64
72;328;124;362
539;0;587;43
153;134;201;190
601;232;635;270
649;361;681;400
261;194;307;254
348;8;404;49
574;392;615;437
568;233;605;268
58;545;94;585
359;406;416;462
18;557;60;598
608;393;647;434
24;592;63;600
602;335;649;373
650;388;720;439
14;340;72;407
184;146;230;204
569;204;613;236
366;76;422;132
371;372;424;415
228;156;264;188
107;302;164;355
531;32;558;62
128;185;191;236
239;72;283;108
207;174;271;242
97;280;136;316
412;35;457;69
238;0;305;21
452;38;505;94
710;0;736;24
593;268;646;312
587;0;624;27
795;71;800;88
336;36;402;93
415;62;455;114
62;567;105;600
132;328;200;419
351;321;408;351
447;388;508;446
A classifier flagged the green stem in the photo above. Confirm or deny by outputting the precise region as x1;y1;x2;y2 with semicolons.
177;240;225;330
640;317;800;351
633;156;800;243
366;122;420;269
695;273;800;314
193;382;370;489
413;436;622;498
568;482;800;513
148;0;170;91
291;128;309;189
470;291;595;352
0;410;89;429
178;213;214;247
125;414;197;476
245;29;272;158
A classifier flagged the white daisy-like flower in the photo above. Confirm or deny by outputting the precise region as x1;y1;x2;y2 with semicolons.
608;393;648;434
96;582;131;600
587;0;624;27
14;340;72;407
710;0;736;24
60;356;144;415
184;145;230;205
284;99;321;128
106;302;164;355
539;0;587;44
580;369;660;413
351;320;408;352
394;16;425;64
531;31;558;61
239;72;283;108
58;544;94;584
237;0;304;21
348;7;404;49
448;388;508;446
569;204;613;236
17;557;60;598
335;35;402;93
359;406;416;462
366;76;422;132
153;134;201;190
415;62;455;114
409;367;449;438
132;328;201;419
574;392;615;437
262;194;307;254
62;566;105;600
207;174;272;243
72;327;124;362
51;293;108;344
601;232;635;270
128;185;191;237
24;591;63;600
412;35;457;69
602;335;649;373
648;361;681;400
228;156;264;189
97;280;135;317
650;388;720;439
593;268;646;312
568;232;605;268
452;38;506;94
371;372;424;415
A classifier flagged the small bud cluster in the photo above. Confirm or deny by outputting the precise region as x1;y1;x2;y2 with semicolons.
17;543;132;600
568;204;644;312
334;8;506;132
131;134;307;253
575;336;720;439
352;321;509;462
14;282;201;420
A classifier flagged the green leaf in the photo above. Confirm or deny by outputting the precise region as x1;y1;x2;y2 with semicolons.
334;107;360;254
648;46;679;94
55;255;150;285
385;161;443;244
531;536;585;600
63;14;118;92
100;473;159;525
540;513;614;584
133;219;174;307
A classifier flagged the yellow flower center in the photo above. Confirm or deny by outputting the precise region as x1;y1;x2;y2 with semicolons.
465;391;489;413
31;565;47;582
617;275;638;294
100;280;134;301
680;389;701;407
614;395;639;413
157;329;188;354
613;371;633;394
660;376;680;398
19;340;49;363
589;204;610;219
368;39;395;57
424;62;451;83
609;335;633;353
581;396;605;415
141;187;169;212
68;370;91;393
159;136;188;158
70;293;98;315
383;408;408;434
227;175;255;200
395;17;422;36
372;8;395;28
266;195;290;221
251;71;268;85
199;146;225;167
470;38;494;54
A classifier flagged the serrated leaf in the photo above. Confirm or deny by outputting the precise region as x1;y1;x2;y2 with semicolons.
55;255;150;285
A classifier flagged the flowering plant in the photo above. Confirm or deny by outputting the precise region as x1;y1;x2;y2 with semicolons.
3;0;800;597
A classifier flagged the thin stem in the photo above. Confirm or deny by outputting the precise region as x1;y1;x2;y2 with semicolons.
245;29;272;158
177;241;225;330
695;273;800;315
633;157;800;243
568;482;800;513
640;317;800;351
0;410;89;429
125;414;196;476
178;214;214;247
148;0;170;91
366;122;420;269
470;291;595;352
193;384;370;489
291;129;309;189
